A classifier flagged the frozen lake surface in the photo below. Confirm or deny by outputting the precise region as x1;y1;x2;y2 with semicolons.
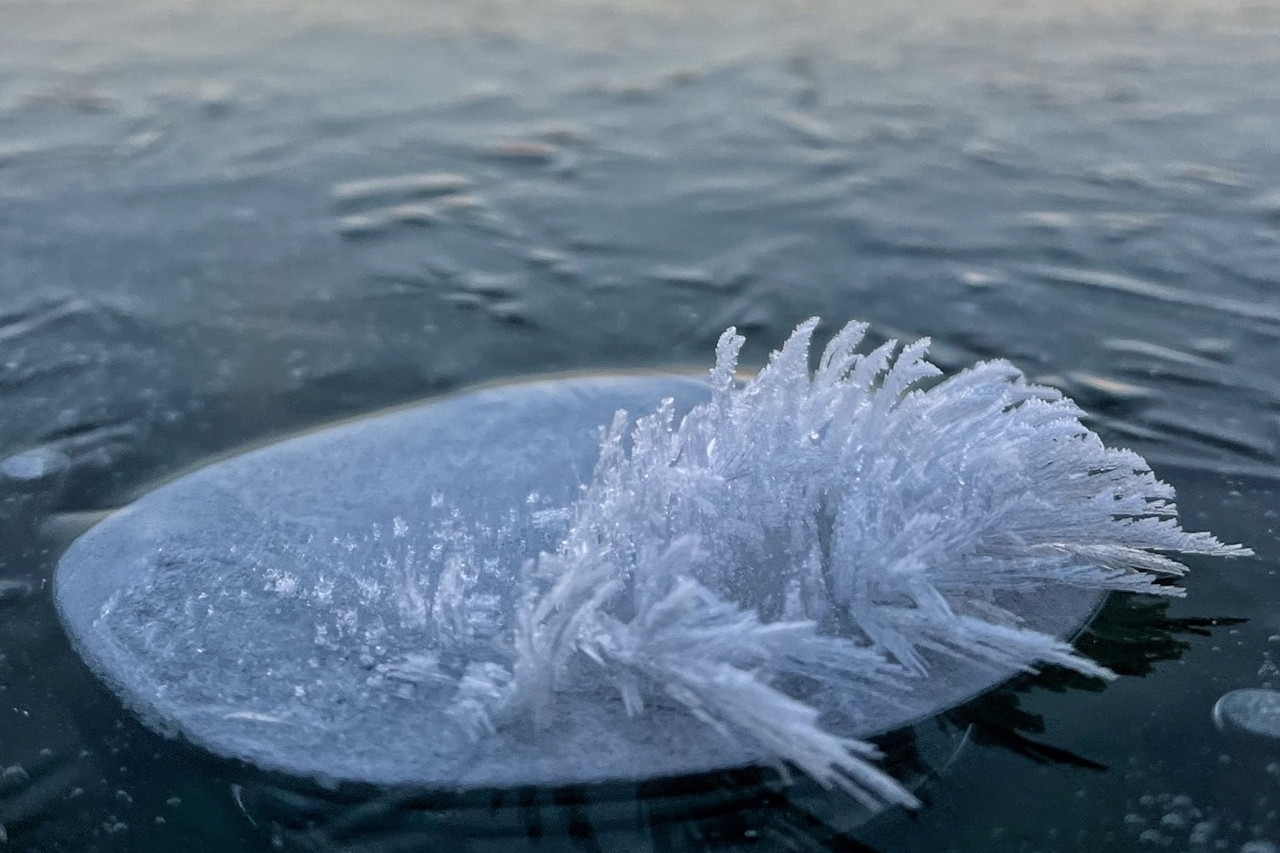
2;0;1280;850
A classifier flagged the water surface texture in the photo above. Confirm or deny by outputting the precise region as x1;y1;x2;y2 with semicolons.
1;0;1279;850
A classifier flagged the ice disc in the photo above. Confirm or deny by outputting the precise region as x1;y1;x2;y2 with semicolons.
55;375;1104;791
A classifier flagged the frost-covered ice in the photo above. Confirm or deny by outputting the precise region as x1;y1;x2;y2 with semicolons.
53;320;1246;806
472;319;1246;806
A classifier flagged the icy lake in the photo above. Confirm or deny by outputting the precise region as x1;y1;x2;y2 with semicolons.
2;0;1279;850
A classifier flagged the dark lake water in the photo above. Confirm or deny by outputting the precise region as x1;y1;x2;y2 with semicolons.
2;0;1279;850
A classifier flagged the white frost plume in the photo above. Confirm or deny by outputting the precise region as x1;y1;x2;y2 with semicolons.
480;319;1247;808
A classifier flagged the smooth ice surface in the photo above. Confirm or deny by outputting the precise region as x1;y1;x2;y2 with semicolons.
56;371;1105;793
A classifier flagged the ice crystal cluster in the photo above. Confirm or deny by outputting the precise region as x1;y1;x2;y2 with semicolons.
416;318;1243;808
53;318;1246;802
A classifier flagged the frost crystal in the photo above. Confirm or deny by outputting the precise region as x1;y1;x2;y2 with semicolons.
448;319;1247;808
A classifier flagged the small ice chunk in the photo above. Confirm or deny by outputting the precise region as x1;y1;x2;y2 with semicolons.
1241;842;1278;853
1189;821;1215;844
1;446;70;481
0;764;28;784
0;579;35;603
1213;689;1280;739
331;172;471;205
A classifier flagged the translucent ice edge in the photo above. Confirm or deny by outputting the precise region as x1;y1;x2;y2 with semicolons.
426;318;1249;810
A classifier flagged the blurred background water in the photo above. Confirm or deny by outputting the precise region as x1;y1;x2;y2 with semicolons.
1;0;1279;850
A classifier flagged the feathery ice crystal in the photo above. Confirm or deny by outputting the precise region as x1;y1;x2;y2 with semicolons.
447;319;1247;808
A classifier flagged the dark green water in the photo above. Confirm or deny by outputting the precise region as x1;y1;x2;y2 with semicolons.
1;0;1279;849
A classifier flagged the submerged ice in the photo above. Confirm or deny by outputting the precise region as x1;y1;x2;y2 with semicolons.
54;319;1247;806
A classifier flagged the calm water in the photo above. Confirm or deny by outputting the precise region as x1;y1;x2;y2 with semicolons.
2;0;1279;850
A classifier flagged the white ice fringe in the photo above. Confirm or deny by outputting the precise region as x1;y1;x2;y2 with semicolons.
467;318;1247;809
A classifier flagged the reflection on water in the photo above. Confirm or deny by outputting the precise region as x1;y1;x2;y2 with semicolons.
231;770;883;853
1;0;1279;849
938;595;1249;777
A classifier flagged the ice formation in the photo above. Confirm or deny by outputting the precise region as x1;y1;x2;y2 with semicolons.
439;319;1246;808
53;318;1247;808
1213;689;1280;739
